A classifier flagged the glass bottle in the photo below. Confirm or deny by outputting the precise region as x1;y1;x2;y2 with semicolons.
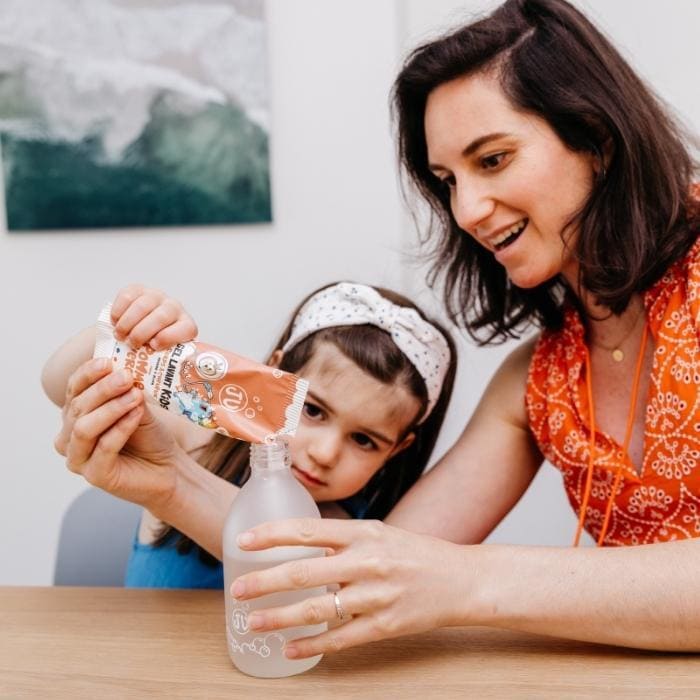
223;439;326;678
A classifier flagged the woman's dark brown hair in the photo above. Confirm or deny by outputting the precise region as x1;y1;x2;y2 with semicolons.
155;282;457;566
393;0;699;343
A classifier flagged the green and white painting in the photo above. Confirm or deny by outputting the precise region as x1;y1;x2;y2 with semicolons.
0;0;271;230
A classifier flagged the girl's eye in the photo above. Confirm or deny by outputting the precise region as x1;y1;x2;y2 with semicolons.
480;152;507;170
303;402;323;419
351;432;377;450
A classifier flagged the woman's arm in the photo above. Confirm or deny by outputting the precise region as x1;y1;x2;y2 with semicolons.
465;537;700;651
231;519;700;656
225;338;700;654
386;337;542;542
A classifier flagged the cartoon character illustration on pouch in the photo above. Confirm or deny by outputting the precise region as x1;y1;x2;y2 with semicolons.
174;388;217;429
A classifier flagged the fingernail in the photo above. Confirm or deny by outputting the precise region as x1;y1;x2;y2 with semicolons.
232;580;246;598
237;531;254;547
248;614;263;630
121;388;139;404
285;646;299;659
113;371;130;387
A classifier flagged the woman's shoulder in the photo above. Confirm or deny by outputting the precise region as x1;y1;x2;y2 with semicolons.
475;336;539;430
503;335;539;379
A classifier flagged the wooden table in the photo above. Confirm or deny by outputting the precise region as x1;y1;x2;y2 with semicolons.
1;586;699;699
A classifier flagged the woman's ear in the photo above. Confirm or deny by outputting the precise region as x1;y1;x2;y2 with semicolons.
267;349;284;368
593;137;614;176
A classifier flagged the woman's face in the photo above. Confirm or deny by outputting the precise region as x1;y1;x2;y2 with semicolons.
424;71;597;289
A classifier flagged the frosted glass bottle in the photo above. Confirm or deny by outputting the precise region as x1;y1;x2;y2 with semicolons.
223;439;326;678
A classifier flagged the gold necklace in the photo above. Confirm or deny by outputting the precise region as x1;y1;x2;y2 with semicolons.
589;308;644;362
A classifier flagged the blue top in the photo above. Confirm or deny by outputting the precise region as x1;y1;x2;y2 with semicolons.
124;493;368;590
125;532;224;589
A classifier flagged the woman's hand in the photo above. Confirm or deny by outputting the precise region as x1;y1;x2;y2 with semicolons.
229;518;477;658
54;357;182;511
110;284;197;351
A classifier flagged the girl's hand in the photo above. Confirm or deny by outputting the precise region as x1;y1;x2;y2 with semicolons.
110;284;197;351
229;519;477;658
54;357;182;511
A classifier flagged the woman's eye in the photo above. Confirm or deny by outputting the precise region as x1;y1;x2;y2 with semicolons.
351;433;377;450
438;175;455;190
303;402;323;419
480;152;507;170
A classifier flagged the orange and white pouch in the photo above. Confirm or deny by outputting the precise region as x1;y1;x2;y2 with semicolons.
93;304;308;444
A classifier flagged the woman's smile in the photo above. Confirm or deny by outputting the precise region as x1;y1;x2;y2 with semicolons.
491;218;528;252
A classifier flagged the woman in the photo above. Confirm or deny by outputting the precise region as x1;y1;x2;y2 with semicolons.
227;0;700;656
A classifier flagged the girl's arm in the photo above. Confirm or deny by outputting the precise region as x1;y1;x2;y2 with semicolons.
42;326;97;407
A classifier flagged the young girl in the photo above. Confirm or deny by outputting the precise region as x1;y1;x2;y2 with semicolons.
43;281;456;588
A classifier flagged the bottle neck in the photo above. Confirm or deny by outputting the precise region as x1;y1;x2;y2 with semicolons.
250;440;290;473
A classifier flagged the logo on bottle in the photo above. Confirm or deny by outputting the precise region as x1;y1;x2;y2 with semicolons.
227;602;288;658
231;605;250;635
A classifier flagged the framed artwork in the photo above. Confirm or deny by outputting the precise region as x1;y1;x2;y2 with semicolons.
0;0;271;230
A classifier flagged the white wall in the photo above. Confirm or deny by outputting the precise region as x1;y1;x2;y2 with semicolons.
0;0;404;585
1;0;697;584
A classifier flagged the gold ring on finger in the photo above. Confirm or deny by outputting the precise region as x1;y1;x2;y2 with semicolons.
333;591;348;621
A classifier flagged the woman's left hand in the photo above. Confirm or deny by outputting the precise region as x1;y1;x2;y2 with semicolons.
230;518;477;658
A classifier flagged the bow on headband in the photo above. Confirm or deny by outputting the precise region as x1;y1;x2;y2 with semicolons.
282;283;451;421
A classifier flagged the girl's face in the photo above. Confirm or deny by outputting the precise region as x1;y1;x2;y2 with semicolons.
424;71;597;290
284;341;421;504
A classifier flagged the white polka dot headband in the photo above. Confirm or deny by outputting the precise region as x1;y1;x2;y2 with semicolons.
282;283;451;422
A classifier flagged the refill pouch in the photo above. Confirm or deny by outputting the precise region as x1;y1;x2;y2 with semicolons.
93;304;308;444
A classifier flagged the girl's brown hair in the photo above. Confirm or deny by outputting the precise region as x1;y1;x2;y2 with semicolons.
155;282;457;565
393;0;699;343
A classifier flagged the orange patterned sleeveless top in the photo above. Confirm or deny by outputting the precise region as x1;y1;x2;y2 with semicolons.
526;236;700;546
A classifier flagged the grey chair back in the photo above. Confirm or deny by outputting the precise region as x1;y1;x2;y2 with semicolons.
54;487;142;586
